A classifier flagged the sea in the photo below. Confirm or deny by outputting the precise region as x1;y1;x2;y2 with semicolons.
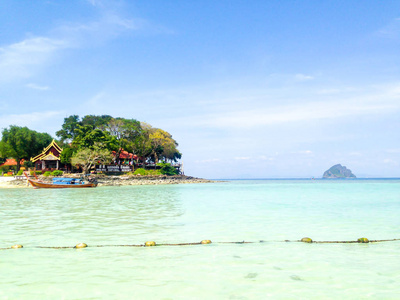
1;179;400;299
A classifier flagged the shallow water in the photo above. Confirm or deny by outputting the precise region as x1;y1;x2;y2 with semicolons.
1;179;400;299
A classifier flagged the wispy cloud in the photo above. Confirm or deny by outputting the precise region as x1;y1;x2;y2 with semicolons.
26;83;50;91
164;82;400;129
0;37;68;82
294;73;314;81
234;157;250;160
0;2;146;84
0;111;64;132
375;18;400;40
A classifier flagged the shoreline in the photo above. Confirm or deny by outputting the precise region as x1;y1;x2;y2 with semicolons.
0;175;215;188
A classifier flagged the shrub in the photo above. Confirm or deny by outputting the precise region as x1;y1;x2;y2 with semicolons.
43;171;52;177
133;168;162;176
17;170;24;175
51;170;63;176
30;171;42;176
157;162;179;176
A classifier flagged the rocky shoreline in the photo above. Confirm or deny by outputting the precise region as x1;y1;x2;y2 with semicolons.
1;174;215;188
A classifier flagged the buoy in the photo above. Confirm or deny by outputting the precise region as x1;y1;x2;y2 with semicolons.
301;237;313;243
357;237;369;243
145;241;156;247
11;244;23;249
201;240;212;244
75;243;88;248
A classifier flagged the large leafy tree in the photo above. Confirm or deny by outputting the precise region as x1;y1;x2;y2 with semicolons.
149;128;181;163
56;115;80;143
0;125;53;171
72;124;117;151
102;118;142;161
70;143;113;174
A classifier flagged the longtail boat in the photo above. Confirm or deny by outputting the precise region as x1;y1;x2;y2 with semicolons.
24;172;98;189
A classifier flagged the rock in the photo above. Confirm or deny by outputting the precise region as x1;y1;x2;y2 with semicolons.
323;164;356;178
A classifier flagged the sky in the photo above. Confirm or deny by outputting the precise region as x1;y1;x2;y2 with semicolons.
0;0;399;179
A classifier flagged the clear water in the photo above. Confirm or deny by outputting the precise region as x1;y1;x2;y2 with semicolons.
1;179;400;299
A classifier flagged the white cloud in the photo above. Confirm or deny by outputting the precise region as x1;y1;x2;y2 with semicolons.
0;111;64;132
383;159;398;166
0;37;69;82
234;157;250;160
294;73;314;81
194;158;220;163
0;3;145;84
166;82;400;129
297;150;313;155
376;18;400;40
26;83;50;91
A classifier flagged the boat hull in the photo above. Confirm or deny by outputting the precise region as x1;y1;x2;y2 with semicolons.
27;178;97;189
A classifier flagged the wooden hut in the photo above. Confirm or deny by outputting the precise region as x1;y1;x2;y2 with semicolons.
31;139;63;171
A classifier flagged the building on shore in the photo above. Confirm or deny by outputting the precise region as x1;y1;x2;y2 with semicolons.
30;139;66;172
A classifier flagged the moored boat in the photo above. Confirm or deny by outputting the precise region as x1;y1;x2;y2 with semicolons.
24;172;97;189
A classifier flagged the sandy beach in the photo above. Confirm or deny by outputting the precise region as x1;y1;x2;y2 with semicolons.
0;175;214;188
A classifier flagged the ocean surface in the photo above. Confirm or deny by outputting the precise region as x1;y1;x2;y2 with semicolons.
1;179;400;299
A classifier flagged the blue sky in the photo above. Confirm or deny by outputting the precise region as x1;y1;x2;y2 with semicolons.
0;0;399;178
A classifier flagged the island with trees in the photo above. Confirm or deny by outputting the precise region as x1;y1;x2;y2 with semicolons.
322;164;356;178
0;115;211;186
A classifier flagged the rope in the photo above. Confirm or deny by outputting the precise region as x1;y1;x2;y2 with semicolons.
2;238;400;250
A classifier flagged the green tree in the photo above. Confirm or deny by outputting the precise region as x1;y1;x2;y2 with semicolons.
103;118;142;161
82;115;113;128
60;146;75;164
70;143;113;174
149;128;180;164
0;125;53;171
72;124;117;151
56;115;81;143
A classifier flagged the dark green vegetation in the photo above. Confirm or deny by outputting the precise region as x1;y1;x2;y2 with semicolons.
0;115;181;174
0;125;53;171
322;164;356;178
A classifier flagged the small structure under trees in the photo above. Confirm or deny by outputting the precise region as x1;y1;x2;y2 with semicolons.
30;140;65;171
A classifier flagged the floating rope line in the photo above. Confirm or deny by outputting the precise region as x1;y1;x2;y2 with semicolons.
1;237;400;251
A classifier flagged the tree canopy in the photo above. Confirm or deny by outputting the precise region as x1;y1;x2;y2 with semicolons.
57;115;181;170
0;125;53;171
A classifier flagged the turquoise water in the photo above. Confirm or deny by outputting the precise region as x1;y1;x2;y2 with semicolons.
1;179;400;299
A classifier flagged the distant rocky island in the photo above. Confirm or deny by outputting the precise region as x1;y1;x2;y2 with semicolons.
323;164;356;178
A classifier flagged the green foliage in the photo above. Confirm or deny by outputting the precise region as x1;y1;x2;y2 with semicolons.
17;170;23;175
71;143;113;174
72;124;117;151
56;115;80;142
60;146;75;164
157;162;179;176
43;171;52;177
56;115;182;169
23;160;34;168
0;125;53;171
133;168;162;176
30;171;42;175
51;170;63;176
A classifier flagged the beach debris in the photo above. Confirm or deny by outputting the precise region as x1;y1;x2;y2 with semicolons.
301;237;313;243
75;243;88;248
357;237;369;243
290;275;303;281
11;244;23;249
145;241;156;247
245;273;258;279
201;240;212;244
